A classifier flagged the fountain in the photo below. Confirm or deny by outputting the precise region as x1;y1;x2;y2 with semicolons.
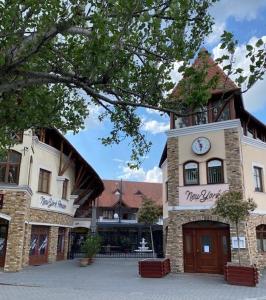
134;238;152;252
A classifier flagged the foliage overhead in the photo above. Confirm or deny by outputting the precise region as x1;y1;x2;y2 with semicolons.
213;191;257;224
0;1;265;166
138;196;162;225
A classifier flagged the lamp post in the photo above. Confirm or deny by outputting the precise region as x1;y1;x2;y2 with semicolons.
115;179;122;223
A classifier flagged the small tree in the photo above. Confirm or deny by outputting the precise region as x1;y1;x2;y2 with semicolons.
138;196;162;258
213;191;256;265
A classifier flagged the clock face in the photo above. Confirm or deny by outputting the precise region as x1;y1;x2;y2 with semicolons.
192;137;211;155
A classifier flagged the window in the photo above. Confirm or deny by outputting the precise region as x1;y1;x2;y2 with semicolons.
254;166;263;192
0;151;21;184
38;169;51;194
207;159;224;184
62;179;69;199
256;225;266;252
184;161;199;185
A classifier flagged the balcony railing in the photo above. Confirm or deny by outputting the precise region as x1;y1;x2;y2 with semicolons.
97;218;138;224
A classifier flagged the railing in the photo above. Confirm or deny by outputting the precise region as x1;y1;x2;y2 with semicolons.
97;218;138;224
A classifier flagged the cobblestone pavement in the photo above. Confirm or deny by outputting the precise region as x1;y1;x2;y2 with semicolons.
0;259;266;300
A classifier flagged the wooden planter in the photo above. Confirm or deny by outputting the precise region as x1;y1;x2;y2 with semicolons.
224;264;259;287
139;258;171;278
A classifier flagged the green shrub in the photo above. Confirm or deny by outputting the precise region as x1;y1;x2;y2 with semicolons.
81;235;102;258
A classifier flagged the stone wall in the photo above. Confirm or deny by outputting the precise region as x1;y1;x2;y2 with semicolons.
0;189;31;272
167;137;179;206
30;208;73;226
48;226;59;263
224;128;244;193
246;214;266;269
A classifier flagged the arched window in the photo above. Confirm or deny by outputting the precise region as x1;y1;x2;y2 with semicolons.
256;225;266;252
184;161;199;185
0;151;21;184
207;159;224;184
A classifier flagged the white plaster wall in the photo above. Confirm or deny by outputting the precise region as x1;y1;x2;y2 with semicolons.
241;141;266;211
178;130;227;186
12;131;77;216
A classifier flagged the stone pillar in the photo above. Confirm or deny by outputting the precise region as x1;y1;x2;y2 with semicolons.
48;226;58;263
167;137;179;207
224;128;252;264
64;227;70;260
2;190;31;272
22;224;32;267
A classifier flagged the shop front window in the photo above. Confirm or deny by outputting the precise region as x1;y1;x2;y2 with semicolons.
0;151;21;184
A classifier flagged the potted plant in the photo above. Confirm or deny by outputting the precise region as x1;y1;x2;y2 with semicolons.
80;235;101;266
138;197;170;278
213;191;258;286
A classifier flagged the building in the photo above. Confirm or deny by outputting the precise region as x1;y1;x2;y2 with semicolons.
74;180;163;256
0;128;103;271
160;49;266;274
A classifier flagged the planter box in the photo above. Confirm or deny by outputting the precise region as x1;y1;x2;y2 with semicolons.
224;264;259;287
139;258;171;278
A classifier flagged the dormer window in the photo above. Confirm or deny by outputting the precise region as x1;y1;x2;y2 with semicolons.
0;151;21;184
184;161;199;185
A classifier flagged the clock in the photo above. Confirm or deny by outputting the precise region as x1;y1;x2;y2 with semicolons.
192;137;211;155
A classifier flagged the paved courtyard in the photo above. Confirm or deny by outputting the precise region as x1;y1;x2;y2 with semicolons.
0;259;266;300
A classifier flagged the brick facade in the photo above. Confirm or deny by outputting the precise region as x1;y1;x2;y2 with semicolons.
0;188;73;272
165;127;266;272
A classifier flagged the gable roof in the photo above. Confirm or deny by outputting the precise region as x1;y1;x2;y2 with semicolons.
171;48;238;98
97;180;162;209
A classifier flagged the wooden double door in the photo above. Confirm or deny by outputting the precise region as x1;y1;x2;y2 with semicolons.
183;224;230;274
29;226;49;266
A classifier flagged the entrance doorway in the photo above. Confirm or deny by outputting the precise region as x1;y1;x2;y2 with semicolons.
0;221;8;268
29;226;49;265
183;221;230;274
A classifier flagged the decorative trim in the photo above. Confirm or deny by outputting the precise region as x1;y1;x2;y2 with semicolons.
56;176;66;182
166;119;241;138
242;135;266;150
0;212;11;221
0;184;33;196
168;205;213;211
30;206;74;217
28;221;73;228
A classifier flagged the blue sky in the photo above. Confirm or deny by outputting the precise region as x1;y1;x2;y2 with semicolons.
66;0;266;182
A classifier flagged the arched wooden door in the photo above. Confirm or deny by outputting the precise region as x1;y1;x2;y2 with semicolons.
183;221;231;274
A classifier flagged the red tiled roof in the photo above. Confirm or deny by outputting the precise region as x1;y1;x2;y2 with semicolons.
97;180;162;208
172;48;238;98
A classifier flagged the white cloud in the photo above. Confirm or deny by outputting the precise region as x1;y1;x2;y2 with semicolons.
170;61;183;85
141;119;169;134
118;165;162;183
205;22;226;45
209;0;266;23
206;0;266;46
145;166;162;183
84;103;104;129
212;35;266;113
